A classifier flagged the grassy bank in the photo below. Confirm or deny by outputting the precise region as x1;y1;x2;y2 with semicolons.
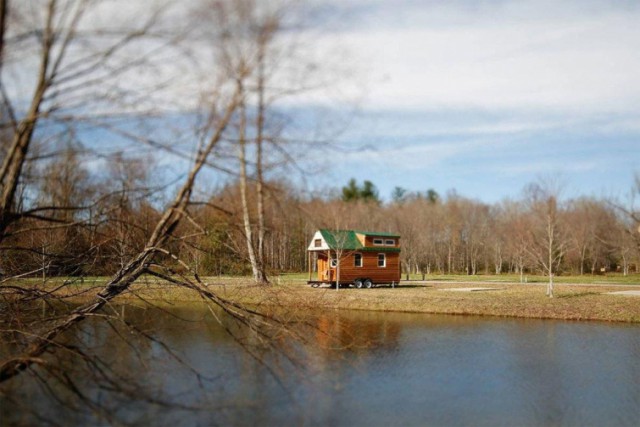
122;278;640;323
282;272;640;285
10;275;640;323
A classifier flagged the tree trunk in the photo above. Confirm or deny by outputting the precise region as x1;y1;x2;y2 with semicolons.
519;259;524;283
0;0;7;71
254;49;268;284
0;10;53;240
237;89;262;284
0;87;241;383
546;208;556;298
336;256;340;290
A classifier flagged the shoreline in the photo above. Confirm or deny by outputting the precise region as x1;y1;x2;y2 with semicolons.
10;276;640;323
115;279;640;324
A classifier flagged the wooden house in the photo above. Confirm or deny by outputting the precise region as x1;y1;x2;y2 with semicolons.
307;229;401;288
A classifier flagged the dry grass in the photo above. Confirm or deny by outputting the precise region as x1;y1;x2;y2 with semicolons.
115;278;640;323
13;276;640;323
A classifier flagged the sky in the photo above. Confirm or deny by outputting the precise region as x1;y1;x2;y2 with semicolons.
11;0;639;205
307;0;640;202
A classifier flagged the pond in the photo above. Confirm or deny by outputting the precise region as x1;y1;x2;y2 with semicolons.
2;305;640;426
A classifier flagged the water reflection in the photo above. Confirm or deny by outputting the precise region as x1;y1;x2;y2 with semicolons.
1;306;639;426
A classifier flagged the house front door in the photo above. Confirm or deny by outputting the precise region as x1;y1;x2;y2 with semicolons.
316;256;335;281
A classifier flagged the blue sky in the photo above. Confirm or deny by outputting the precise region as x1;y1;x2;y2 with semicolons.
17;0;638;204
305;0;640;202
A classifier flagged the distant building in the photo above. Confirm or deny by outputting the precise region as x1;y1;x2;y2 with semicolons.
307;229;401;288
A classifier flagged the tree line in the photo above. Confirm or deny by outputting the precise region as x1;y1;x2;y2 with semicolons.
5;169;638;282
186;176;640;284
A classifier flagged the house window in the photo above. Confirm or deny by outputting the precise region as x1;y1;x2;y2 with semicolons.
385;239;395;246
378;253;386;268
354;253;362;267
330;259;337;268
314;239;322;247
373;238;384;245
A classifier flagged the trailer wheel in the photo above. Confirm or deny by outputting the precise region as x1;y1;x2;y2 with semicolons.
364;279;373;289
354;279;363;289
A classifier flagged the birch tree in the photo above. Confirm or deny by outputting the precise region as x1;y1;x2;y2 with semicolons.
0;0;324;395
524;181;569;298
197;0;321;284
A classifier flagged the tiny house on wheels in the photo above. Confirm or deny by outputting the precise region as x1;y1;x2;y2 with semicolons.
307;229;401;288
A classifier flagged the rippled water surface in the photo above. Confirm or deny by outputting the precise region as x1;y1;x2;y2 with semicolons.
3;307;640;426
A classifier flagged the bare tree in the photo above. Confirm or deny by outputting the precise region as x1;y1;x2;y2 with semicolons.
617;175;640;248
1;0;239;384
613;217;636;276
488;205;506;274
197;0;312;284
0;1;171;243
0;0;327;398
608;174;640;275
524;180;569;297
501;200;533;282
0;79;243;382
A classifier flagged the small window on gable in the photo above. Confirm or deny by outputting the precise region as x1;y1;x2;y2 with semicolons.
354;253;362;267
385;239;395;246
314;239;322;247
377;253;386;268
373;238;384;246
330;259;337;268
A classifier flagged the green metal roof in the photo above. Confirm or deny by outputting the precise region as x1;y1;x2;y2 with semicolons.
319;229;362;250
318;229;401;252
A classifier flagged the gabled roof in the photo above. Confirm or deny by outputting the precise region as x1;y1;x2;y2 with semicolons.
319;229;362;250
311;229;401;252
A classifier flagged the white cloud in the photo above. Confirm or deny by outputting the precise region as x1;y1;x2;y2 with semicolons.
337;137;506;171
323;0;640;113
498;160;599;176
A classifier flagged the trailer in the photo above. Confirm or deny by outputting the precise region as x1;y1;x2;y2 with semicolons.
306;229;401;288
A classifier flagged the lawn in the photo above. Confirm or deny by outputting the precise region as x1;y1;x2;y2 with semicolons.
125;279;640;322
281;271;640;285
402;272;640;285
7;274;640;323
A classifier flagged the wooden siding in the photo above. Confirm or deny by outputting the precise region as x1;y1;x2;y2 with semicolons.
316;251;400;284
363;235;400;249
317;253;332;281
